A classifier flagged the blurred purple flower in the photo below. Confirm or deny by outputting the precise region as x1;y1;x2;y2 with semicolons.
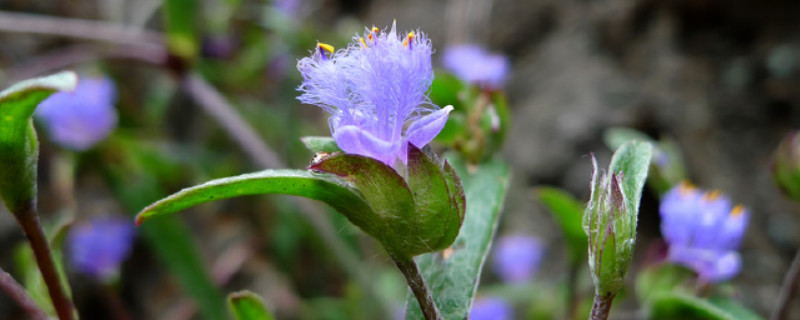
470;297;513;320
492;235;544;284
274;0;301;17
202;34;237;59
35;76;117;151
297;22;453;165
660;182;749;282
67;217;135;281
442;44;509;89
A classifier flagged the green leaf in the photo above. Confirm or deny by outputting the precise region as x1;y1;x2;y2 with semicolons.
429;72;465;109
0;71;77;213
300;136;343;153
136;169;371;228
164;0;199;59
603;127;654;151
405;155;510;320
603;127;686;195
608;140;653;231
647;292;763;320
228;291;275;320
536;187;587;265
635;264;695;302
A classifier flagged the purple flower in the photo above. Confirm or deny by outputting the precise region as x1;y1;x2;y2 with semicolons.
274;0;301;17
67;217;135;281
492;235;544;284
441;44;509;89
35;76;117;151
470;297;513;320
297;22;453;165
660;182;749;282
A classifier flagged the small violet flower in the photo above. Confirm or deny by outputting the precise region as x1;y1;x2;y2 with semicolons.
67;217;135;281
442;44;509;89
469;297;513;320
660;182;749;283
297;22;453;165
492;235;544;284
35;76;117;151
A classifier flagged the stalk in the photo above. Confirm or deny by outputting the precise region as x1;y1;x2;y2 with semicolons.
771;249;800;320
0;265;48;320
392;254;442;320
13;201;75;320
589;293;615;320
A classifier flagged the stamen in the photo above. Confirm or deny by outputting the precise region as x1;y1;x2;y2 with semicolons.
368;27;379;41
359;37;367;49
702;190;721;201
678;180;695;196
730;204;744;217
404;31;415;48
317;43;335;60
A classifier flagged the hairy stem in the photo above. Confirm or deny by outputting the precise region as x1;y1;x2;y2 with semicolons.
771;249;800;320
392;255;442;320
0;265;48;320
589;293;615;320
13;202;75;320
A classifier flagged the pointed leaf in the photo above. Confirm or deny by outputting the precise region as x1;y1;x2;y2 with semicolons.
603;127;654;151
647;292;763;320
228;291;275;320
608;140;652;231
136;169;373;229
0;71;77;213
405;155;510;319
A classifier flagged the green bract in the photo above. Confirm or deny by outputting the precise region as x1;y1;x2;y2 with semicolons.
136;143;465;259
405;155;509;320
0;71;77;214
583;141;651;298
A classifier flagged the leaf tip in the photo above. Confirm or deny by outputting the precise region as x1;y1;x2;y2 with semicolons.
134;213;147;226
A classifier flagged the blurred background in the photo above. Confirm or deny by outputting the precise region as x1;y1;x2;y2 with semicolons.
0;0;798;319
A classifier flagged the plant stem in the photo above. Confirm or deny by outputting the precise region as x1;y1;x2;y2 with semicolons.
392;254;442;320
771;249;800;320
13;202;75;320
589;293;615;320
0;265;48;320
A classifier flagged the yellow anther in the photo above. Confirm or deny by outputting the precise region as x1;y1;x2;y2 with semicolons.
678;180;695;195
702;190;721;201
372;27;379;33
318;43;335;54
404;31;415;47
730;204;744;217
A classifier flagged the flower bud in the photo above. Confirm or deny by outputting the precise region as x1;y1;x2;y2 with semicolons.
583;141;651;298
